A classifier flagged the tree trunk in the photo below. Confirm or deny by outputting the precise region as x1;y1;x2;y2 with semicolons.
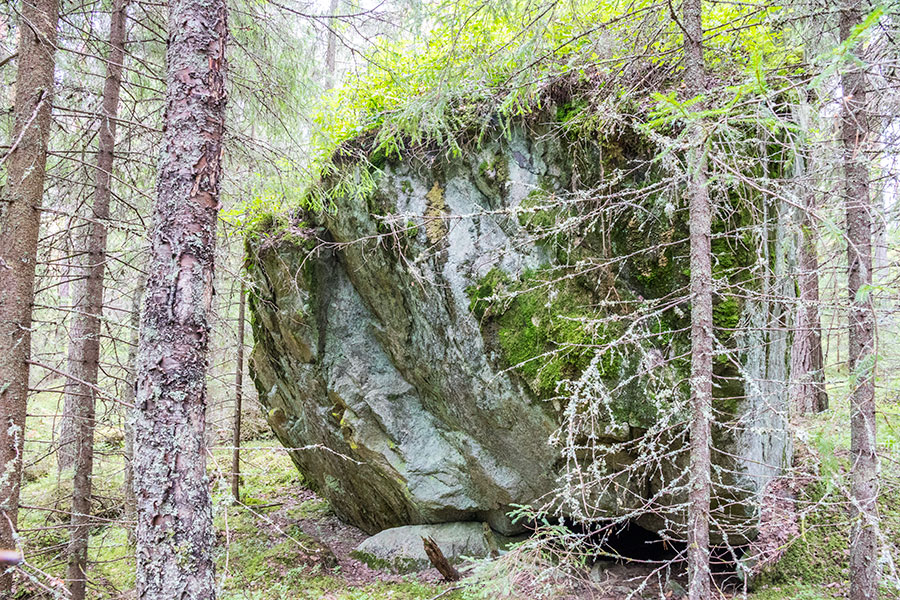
840;4;879;600
63;1;128;596
682;0;712;598
133;0;227;595
0;0;59;589
422;537;461;582
790;204;827;414
232;280;245;502
324;0;339;89
123;276;143;545
790;97;827;415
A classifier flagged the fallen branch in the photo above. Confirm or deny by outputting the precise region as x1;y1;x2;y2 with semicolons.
422;536;461;582
427;585;463;600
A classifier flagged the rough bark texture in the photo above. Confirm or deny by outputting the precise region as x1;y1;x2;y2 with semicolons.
683;0;712;598
132;0;227;595
789;94;827;415
63;1;128;596
58;0;128;473
790;187;827;415
422;536;461;582
0;0;59;589
232;281;245;502
840;4;880;599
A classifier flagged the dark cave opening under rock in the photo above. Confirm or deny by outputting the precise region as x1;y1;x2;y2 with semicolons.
575;519;746;589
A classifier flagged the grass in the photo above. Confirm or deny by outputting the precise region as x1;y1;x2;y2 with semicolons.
16;390;467;599
14;364;900;599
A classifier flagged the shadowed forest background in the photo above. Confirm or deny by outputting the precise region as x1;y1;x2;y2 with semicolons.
0;0;899;599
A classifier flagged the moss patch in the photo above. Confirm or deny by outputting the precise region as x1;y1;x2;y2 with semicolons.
466;267;625;402
754;484;849;587
755;470;900;595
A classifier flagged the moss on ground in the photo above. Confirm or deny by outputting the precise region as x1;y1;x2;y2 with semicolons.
752;398;900;596
754;481;850;587
220;577;466;600
15;370;900;599
16;404;469;600
749;584;842;600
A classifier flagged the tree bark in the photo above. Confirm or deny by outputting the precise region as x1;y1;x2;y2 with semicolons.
324;0;339;89
790;207;827;414
62;1;128;596
840;4;880;599
790;96;827;415
422;537;461;582
682;0;712;598
123;276;143;546
232;280;245;502
133;0;227;595
0;0;59;589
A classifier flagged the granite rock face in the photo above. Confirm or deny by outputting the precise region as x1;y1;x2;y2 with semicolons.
248;123;792;539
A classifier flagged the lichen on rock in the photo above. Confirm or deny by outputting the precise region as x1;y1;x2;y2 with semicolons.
247;116;793;542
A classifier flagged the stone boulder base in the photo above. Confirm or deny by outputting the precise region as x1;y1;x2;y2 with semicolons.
351;522;520;573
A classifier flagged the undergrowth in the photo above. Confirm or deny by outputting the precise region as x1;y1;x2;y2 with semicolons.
14;378;900;598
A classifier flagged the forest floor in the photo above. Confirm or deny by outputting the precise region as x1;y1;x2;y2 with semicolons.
11;387;900;600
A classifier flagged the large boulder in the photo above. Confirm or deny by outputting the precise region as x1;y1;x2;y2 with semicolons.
247;121;792;540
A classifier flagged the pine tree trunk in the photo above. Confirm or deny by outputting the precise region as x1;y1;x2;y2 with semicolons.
232;280;245;502
682;0;712;598
790;97;827;415
0;0;59;589
133;0;227;595
840;4;880;599
63;1;128;596
791;199;827;414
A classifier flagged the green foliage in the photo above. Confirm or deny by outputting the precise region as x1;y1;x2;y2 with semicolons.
242;0;793;232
